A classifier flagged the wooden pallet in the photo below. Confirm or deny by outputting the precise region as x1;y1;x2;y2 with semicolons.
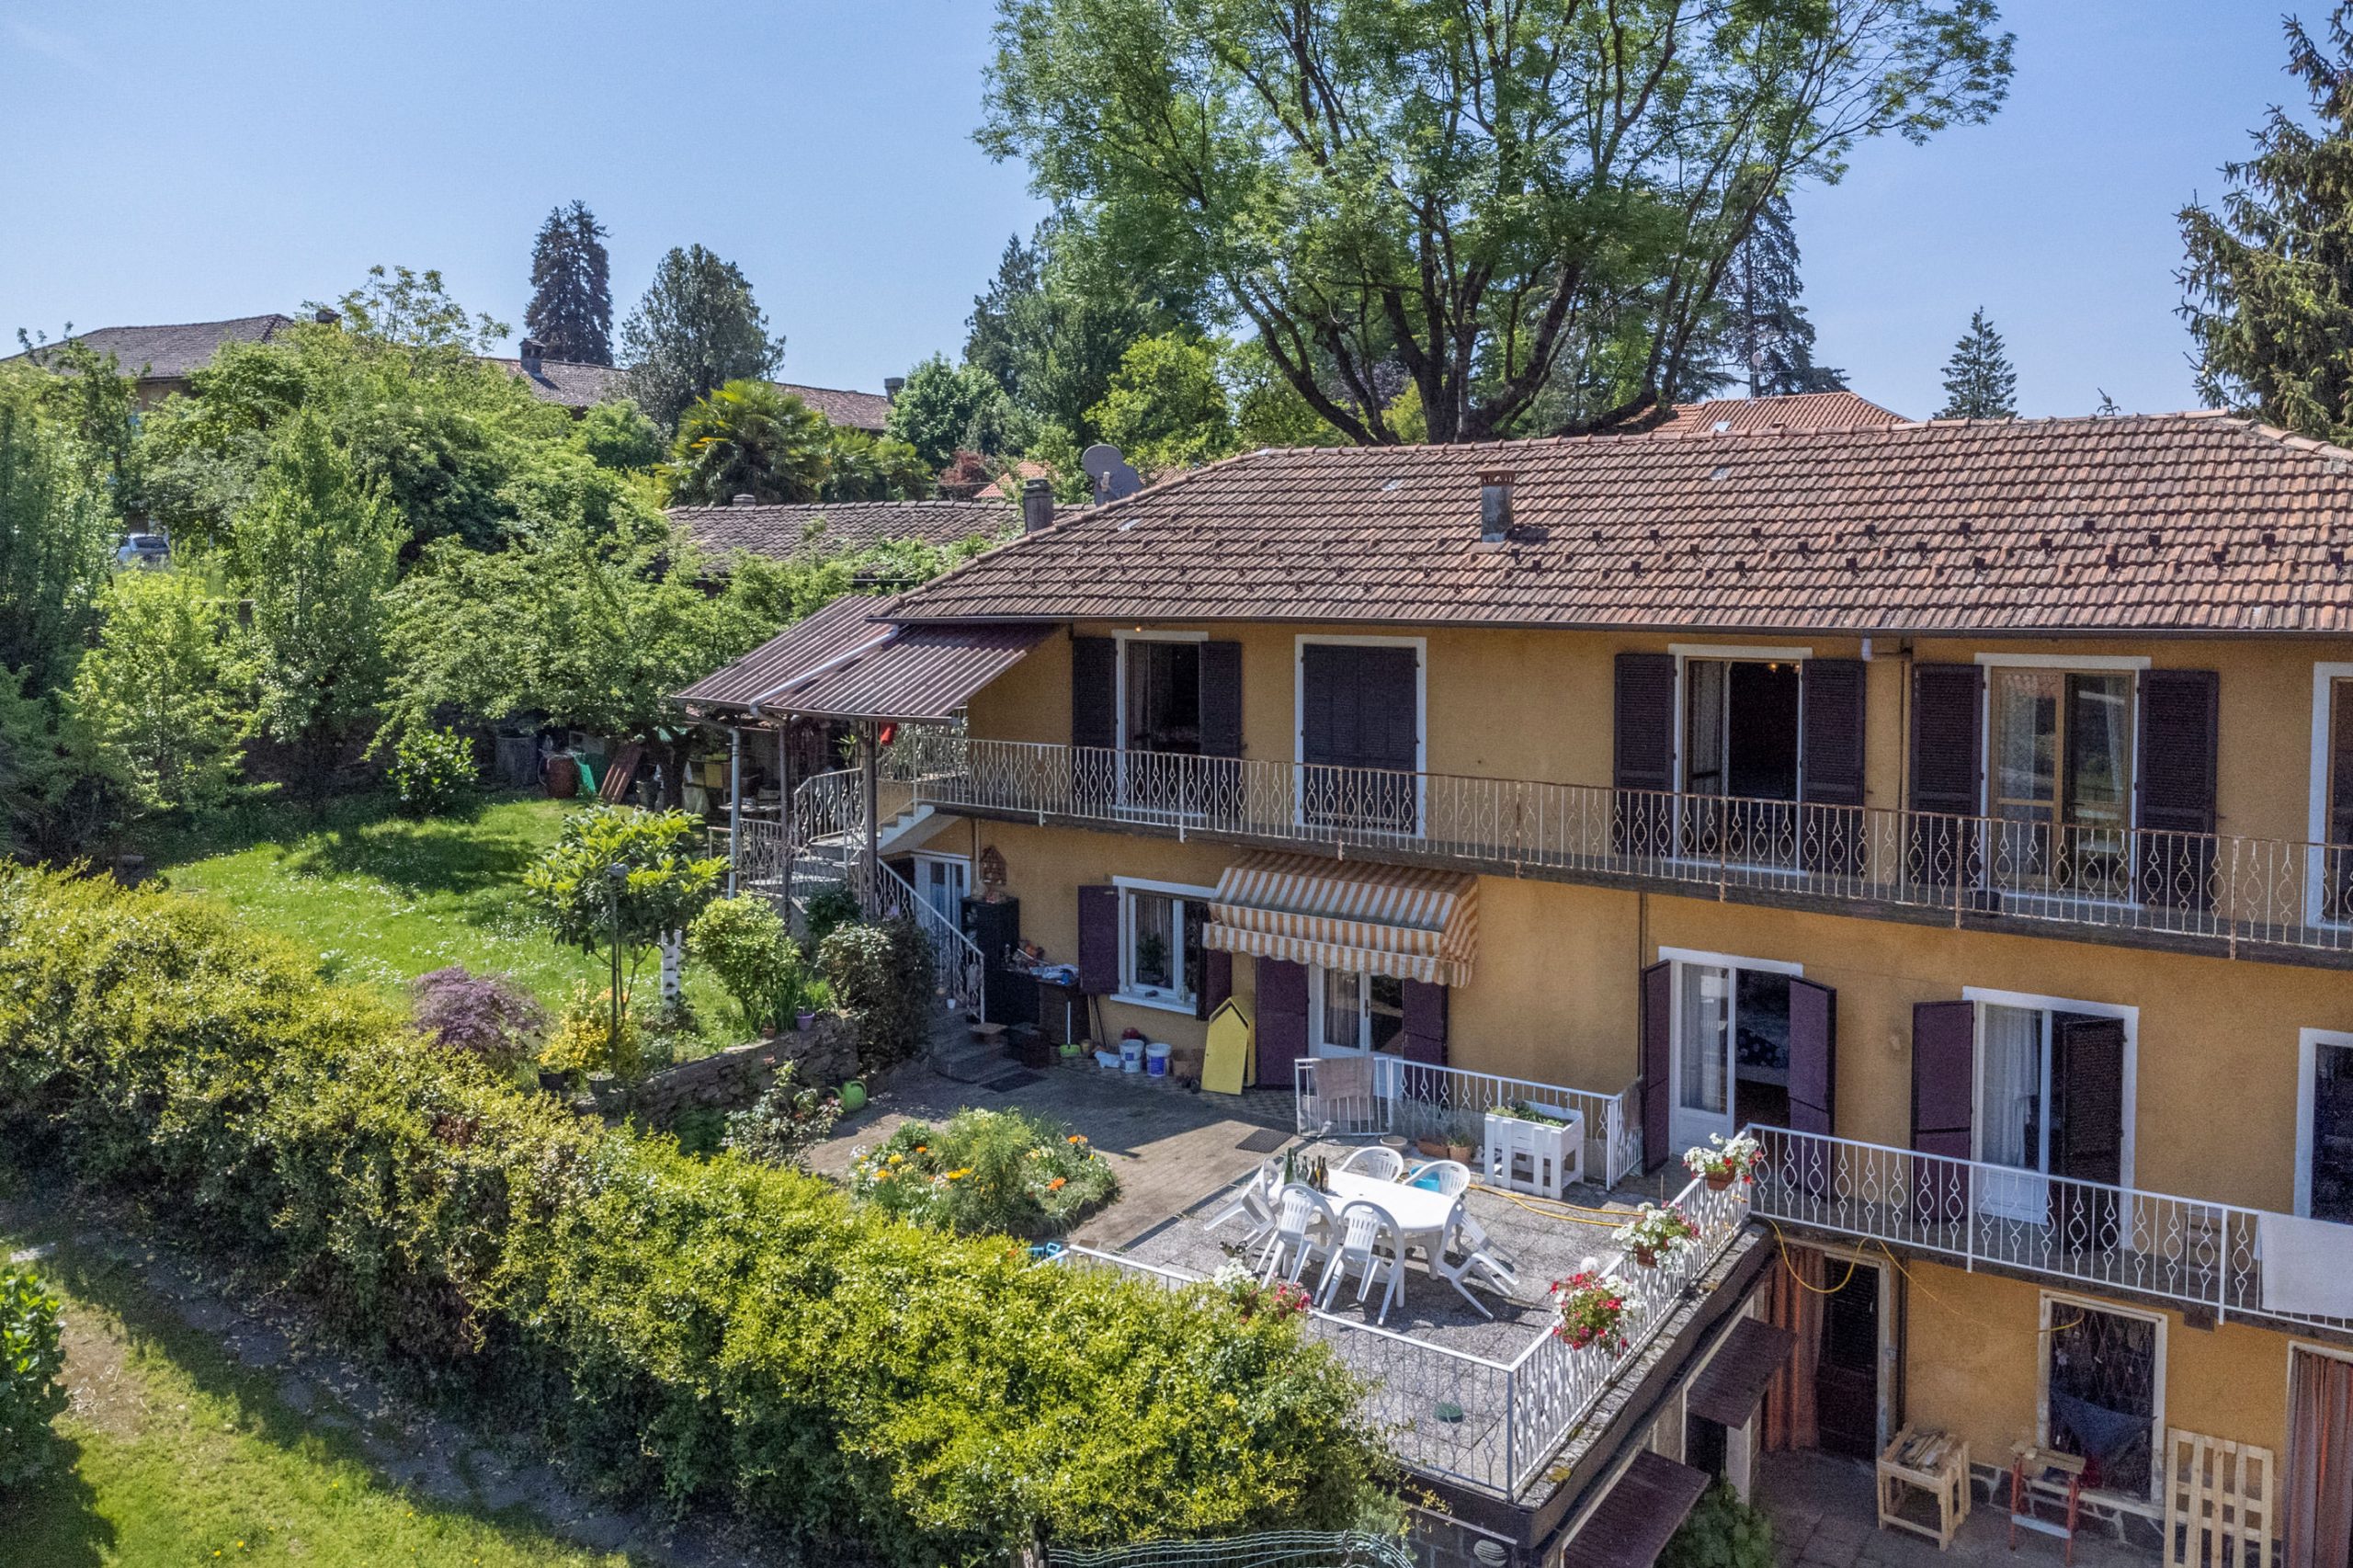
2164;1428;2272;1568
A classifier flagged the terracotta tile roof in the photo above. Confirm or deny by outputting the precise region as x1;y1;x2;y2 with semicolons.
676;592;1053;719
1650;391;1906;434
485;355;627;408
976;460;1052;500
2;314;298;381
669;499;1013;562
887;412;2353;637
777;382;893;434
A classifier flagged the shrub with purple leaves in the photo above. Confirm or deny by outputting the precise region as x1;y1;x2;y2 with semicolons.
409;966;545;1073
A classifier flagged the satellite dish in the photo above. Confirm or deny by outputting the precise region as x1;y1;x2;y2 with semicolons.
1080;443;1142;502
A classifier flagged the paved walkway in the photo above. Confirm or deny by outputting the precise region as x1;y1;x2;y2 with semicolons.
1760;1451;2157;1568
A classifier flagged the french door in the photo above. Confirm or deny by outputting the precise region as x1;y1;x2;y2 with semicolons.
914;855;970;930
1311;966;1407;1098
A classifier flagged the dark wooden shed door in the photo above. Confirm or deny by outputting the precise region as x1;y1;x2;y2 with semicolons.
1300;642;1419;832
1641;960;1674;1171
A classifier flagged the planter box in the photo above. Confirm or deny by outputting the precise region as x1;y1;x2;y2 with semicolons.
1483;1109;1583;1198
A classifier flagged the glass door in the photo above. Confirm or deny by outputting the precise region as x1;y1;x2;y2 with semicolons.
1672;962;1735;1153
1977;1003;2052;1221
1313;967;1407;1098
915;857;969;930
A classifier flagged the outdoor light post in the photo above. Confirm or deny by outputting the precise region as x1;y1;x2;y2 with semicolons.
605;861;628;1051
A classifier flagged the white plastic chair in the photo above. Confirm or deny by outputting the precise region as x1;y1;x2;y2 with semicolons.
1432;1196;1516;1315
1317;1200;1405;1323
1257;1183;1338;1286
1205;1161;1280;1244
1337;1145;1405;1181
1416;1160;1488;1247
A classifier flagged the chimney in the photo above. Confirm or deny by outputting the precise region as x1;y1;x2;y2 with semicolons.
884;376;905;402
1021;476;1054;533
1479;469;1515;543
519;337;543;375
312;307;340;326
731;493;758;507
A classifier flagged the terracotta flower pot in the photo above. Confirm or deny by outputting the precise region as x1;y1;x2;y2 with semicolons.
1705;1172;1734;1191
1415;1139;1448;1159
1629;1244;1660;1268
1447;1142;1475;1164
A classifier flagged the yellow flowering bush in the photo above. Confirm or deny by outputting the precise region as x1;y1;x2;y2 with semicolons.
849;1108;1118;1236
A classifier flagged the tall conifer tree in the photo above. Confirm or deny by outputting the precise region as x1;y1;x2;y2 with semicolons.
1936;307;2018;418
524;201;614;365
1724;195;1847;398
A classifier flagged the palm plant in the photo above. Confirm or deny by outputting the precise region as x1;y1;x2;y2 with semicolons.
668;380;832;504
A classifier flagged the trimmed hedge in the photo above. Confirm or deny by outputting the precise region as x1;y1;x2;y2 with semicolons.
0;869;1383;1560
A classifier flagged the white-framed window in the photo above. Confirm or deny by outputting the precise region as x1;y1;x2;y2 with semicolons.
1670;643;1813;803
2039;1290;2165;1506
1114;630;1208;756
1113;876;1212;1013
2297;1028;2353;1222
1977;655;2143;897
1311;965;1407;1058
2307;663;2353;923
1660;947;1805;1151
1961;987;2137;1218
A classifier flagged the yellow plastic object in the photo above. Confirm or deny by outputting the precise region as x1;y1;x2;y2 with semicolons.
1202;997;1252;1096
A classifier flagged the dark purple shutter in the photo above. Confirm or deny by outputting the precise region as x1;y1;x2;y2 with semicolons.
2136;669;2219;912
1911;1000;1975;1224
1402;979;1448;1066
1908;665;1984;892
1255;957;1310;1087
2052;1015;2126;1244
1802;659;1868;876
1071;636;1117;750
1076;883;1120;995
1616;653;1678;856
1199;642;1243;757
1640;960;1673;1171
1199;949;1233;1021
1787;980;1836;1136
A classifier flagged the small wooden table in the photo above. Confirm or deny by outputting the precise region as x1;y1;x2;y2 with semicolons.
1878;1425;1972;1551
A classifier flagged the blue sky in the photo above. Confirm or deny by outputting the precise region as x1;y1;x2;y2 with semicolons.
0;2;2306;418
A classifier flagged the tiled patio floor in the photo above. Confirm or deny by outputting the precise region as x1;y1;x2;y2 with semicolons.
1758;1451;2157;1568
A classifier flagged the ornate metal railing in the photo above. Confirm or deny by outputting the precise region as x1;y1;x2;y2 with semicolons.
906;739;2353;959
1749;1126;2353;1332
1293;1058;1643;1188
1051;1169;1747;1500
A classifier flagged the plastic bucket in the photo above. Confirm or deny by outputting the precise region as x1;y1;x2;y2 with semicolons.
1145;1041;1171;1077
1119;1039;1145;1074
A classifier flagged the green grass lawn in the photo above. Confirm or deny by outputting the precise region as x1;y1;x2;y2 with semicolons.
0;1224;635;1568
142;791;733;1029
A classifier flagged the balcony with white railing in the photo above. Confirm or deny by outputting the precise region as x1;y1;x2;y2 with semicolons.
1294;1057;1645;1188
1748;1125;2353;1335
897;737;2353;962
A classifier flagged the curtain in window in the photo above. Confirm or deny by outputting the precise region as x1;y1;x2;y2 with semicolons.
1685;660;1727;796
1980;1004;2042;1172
2067;675;2132;831
2288;1351;2353;1568
1679;965;1729;1115
1993;671;2060;817
1761;1245;1823;1451
1322;967;1365;1053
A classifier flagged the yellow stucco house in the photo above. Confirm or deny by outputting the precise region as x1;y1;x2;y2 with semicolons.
683;400;2353;1568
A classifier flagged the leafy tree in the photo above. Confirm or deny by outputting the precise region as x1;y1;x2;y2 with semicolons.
576;397;666;470
620;244;786;430
1230;339;1351;449
1722;194;1847;398
2180;8;2353;439
10;333;144;516
1086;333;1234;469
68;567;249;815
326;264;509;353
824;428;936;501
524;199;614;365
982;0;2010;442
525;805;725;1016
888;355;1020;471
669;380;833;505
964;231;1047;396
0;668;116;860
233;411;402;808
1935;307;2018;418
963;221;1185;444
0;395;113;696
688;894;808;1032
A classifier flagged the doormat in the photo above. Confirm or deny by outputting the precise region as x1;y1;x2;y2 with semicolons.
983;1070;1043;1093
1234;1128;1290;1154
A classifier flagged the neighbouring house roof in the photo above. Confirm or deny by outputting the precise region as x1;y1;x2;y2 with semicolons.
676;593;1052;721
976;460;1053;501
485;355;628;408
669;500;1012;563
1;314;299;381
1649;390;1906;434
884;411;2353;637
778;383;894;434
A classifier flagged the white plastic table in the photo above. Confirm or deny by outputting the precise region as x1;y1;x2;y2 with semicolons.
1323;1170;1457;1265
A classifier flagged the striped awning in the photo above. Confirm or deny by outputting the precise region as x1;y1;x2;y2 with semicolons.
1203;850;1478;988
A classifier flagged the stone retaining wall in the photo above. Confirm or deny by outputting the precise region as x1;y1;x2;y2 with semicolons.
598;1016;859;1124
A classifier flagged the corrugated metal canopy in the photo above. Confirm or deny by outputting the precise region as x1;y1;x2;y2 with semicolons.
1204;850;1478;987
676;596;1051;722
1686;1318;1797;1427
